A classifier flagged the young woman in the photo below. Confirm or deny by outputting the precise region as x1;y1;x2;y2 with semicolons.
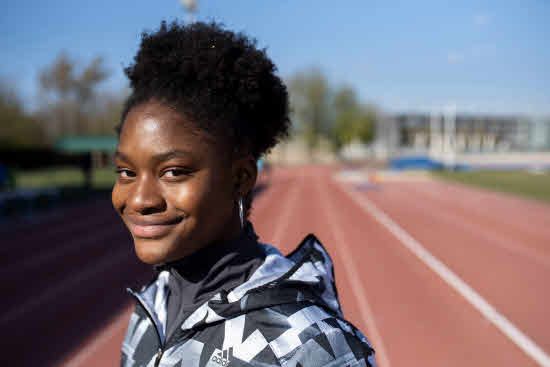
113;20;376;367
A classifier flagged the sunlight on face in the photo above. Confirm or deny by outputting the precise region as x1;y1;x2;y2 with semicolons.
111;100;239;265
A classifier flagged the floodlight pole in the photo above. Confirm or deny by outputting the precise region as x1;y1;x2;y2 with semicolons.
443;104;457;168
180;0;198;23
429;110;440;158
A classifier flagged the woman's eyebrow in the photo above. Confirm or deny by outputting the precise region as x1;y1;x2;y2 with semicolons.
152;149;194;162
113;149;194;164
114;150;131;163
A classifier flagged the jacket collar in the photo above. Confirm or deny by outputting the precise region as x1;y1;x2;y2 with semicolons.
131;232;343;335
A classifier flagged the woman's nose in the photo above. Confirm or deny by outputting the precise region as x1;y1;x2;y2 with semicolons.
128;175;166;214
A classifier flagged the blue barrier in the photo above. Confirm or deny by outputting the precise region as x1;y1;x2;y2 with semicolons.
389;156;445;171
388;155;550;172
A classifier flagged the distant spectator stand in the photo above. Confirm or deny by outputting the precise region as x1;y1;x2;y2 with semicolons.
55;135;117;165
0;136;118;220
55;135;118;189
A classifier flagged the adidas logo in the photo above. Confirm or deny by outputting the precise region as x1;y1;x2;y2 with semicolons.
210;347;232;366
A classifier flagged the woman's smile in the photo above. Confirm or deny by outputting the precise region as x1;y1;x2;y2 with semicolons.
125;214;185;239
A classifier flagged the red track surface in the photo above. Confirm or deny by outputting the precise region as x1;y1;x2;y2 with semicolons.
4;165;549;366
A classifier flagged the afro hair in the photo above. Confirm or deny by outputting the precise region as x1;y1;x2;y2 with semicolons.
118;20;291;160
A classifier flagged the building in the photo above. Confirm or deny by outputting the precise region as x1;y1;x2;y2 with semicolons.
375;112;550;158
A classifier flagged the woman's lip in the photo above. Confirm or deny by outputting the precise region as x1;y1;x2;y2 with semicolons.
127;221;178;238
124;215;184;238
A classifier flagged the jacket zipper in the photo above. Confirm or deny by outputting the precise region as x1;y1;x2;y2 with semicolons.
127;288;200;366
127;289;166;366
154;347;163;367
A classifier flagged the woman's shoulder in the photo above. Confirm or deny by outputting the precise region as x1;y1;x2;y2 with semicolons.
225;303;376;366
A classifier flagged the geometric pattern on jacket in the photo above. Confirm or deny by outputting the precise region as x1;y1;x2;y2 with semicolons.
121;233;377;367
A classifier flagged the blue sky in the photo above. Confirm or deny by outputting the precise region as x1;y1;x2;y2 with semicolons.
1;0;549;116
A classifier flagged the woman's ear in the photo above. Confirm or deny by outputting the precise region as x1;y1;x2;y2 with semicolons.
231;155;258;198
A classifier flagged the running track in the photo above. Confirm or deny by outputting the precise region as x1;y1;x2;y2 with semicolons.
2;164;549;366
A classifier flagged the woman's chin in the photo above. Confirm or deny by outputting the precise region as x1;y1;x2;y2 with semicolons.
133;238;173;265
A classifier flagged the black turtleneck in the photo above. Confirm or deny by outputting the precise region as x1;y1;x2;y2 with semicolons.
162;220;265;341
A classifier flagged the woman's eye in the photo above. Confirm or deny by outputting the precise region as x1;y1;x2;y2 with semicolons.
115;168;135;178
162;168;191;178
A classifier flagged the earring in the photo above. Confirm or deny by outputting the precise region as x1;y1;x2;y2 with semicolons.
238;197;244;229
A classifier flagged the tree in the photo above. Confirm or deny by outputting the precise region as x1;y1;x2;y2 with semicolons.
330;85;376;150
287;68;331;159
287;69;378;159
38;52;109;139
74;56;109;133
89;89;129;135
0;81;45;148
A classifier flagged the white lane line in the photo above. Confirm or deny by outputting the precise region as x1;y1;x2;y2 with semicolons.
251;171;287;219
0;247;130;326
270;170;303;245
0;204;112;255
382;186;550;269
407;183;550;253
407;191;550;269
63;306;133;367
1;225;121;274
337;180;550;367
317;178;391;367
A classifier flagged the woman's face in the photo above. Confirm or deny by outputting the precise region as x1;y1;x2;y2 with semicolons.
112;100;255;265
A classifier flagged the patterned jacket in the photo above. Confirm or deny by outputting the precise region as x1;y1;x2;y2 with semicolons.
120;233;377;367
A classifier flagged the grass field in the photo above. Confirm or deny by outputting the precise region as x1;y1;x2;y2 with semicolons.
1;167;117;217
433;170;550;203
10;166;550;205
13;166;116;190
